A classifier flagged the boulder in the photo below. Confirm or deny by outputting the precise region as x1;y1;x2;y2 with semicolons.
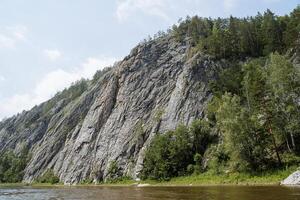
281;171;300;185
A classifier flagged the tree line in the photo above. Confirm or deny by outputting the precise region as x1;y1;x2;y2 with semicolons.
173;6;300;59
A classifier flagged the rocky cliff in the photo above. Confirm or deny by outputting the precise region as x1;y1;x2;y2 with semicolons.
0;35;224;184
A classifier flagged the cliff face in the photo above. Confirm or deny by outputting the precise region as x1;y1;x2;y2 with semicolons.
0;35;223;184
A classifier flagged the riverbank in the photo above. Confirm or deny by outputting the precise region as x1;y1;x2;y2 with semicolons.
108;168;296;186
0;167;296;187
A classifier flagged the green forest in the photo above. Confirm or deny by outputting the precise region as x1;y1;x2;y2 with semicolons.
0;147;29;183
141;6;300;181
173;7;300;59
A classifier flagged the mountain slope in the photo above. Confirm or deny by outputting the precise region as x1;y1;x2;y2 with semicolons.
0;35;223;184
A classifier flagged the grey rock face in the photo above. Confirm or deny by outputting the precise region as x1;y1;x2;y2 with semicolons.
281;170;300;185
0;35;223;184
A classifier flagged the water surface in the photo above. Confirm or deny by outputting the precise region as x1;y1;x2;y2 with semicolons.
0;185;300;200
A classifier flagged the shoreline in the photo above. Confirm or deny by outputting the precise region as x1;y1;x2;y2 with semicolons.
0;167;296;188
0;182;283;188
0;177;289;188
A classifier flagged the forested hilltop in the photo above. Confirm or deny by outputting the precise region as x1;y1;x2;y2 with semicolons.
142;6;300;180
0;6;299;185
172;7;300;59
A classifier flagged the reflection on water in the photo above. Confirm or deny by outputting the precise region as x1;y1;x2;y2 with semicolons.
0;185;300;200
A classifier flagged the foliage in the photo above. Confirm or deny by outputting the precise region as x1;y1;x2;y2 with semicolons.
92;67;112;84
158;166;297;186
80;178;94;184
58;79;88;101
204;145;230;174
213;93;271;171
0;147;30;183
172;6;300;59
208;53;300;172
36;169;60;184
141;125;192;180
141;121;214;180
42;78;88;115
106;160;119;182
154;108;165;122
190;119;216;154
105;176;132;184
209;63;244;97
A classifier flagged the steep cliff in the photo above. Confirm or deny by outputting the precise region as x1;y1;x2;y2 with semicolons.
0;35;224;184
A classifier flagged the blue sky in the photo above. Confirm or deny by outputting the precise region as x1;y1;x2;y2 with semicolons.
0;0;299;120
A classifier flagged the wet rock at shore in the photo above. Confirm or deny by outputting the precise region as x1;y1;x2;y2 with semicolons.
281;171;300;185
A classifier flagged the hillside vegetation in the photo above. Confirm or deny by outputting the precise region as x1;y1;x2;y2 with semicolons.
173;7;300;59
141;6;300;181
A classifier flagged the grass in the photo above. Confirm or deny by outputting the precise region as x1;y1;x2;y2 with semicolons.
0;167;296;187
0;182;64;188
101;166;298;186
156;168;296;186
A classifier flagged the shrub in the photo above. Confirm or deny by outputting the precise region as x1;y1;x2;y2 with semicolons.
106;160;119;181
186;164;194;175
0;147;30;183
141;125;194;180
105;176;132;184
37;169;60;184
194;153;202;165
80;178;94;184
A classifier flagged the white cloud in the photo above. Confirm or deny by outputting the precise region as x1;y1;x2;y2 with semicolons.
8;25;28;41
222;0;283;12
0;25;28;49
43;49;62;61
263;0;282;2
0;75;5;82
223;0;239;12
0;56;117;120
0;35;15;48
116;0;170;22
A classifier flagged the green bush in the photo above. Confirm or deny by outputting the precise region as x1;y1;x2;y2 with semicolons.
141;122;214;180
202;145;229;174
37;169;60;184
0;147;30;183
80;178;94;184
105;160;120;182
186;164;194;175
105;176;132;184
92;67;111;84
194;153;202;165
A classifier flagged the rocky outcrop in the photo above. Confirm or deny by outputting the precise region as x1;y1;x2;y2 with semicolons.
281;170;300;185
0;35;224;184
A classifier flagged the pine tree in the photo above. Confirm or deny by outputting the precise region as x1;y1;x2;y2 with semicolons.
284;6;300;48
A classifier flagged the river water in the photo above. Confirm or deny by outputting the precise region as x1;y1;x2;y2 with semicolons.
0;185;300;200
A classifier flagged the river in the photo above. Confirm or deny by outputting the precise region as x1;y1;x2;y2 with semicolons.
0;185;300;200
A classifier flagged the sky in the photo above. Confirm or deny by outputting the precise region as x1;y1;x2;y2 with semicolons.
0;0;299;120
